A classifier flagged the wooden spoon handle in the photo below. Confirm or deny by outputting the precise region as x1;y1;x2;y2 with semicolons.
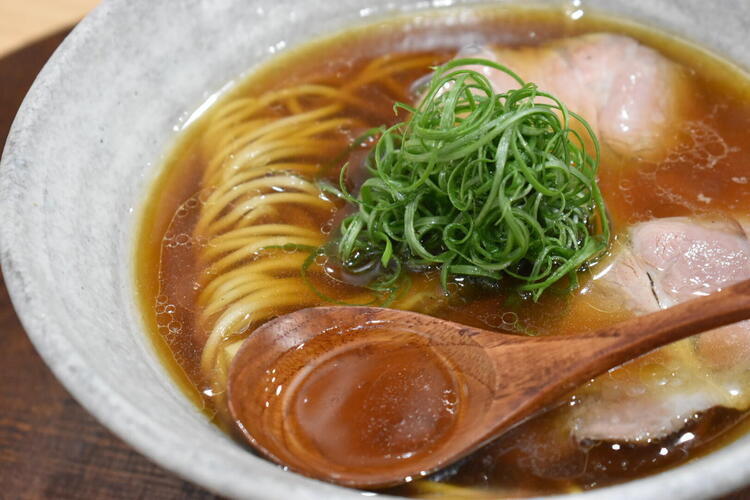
574;277;750;367
471;278;750;447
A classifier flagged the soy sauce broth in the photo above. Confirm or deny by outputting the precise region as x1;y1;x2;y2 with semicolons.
136;6;750;496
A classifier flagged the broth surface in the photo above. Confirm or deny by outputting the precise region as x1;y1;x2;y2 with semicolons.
136;6;750;497
287;329;460;467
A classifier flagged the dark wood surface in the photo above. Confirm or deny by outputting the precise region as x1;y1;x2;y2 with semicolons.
1;25;750;500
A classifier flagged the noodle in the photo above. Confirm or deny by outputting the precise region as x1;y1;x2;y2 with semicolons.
183;54;444;392
141;14;750;496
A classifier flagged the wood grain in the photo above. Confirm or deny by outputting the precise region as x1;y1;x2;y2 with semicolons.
1;16;750;500
227;286;750;489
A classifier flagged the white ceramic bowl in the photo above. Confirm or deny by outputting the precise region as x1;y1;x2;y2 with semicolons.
2;0;749;498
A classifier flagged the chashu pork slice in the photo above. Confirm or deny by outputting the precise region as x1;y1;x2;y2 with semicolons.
454;33;690;160
571;216;750;443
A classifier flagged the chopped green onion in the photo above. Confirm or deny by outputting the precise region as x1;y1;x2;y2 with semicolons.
330;58;610;300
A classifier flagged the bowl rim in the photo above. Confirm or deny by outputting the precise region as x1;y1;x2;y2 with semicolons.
3;0;750;498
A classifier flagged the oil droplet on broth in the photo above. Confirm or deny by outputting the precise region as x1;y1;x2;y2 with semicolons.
284;329;461;469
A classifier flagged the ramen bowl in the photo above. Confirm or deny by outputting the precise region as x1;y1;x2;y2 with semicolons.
1;0;749;498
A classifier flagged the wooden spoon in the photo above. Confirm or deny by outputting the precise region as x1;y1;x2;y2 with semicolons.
228;278;750;489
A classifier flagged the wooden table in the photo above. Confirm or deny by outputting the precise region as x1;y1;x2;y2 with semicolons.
1;8;750;500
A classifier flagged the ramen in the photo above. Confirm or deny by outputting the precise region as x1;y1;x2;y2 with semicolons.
136;7;750;497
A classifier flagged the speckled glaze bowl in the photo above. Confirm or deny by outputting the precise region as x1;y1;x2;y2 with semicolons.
1;0;749;498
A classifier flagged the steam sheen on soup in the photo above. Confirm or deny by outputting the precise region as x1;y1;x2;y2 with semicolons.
136;7;750;497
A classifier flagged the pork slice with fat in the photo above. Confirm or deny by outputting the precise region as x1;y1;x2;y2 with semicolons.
571;216;750;443
454;33;690;160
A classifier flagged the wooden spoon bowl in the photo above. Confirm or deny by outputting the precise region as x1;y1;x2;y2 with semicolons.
228;279;750;488
228;307;496;487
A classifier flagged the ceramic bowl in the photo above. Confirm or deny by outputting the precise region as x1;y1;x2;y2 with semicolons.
1;0;749;498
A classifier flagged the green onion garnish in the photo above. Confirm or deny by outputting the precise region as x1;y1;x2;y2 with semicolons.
328;58;610;300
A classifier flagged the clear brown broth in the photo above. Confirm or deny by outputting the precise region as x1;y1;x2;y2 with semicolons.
136;7;750;496
287;329;461;469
